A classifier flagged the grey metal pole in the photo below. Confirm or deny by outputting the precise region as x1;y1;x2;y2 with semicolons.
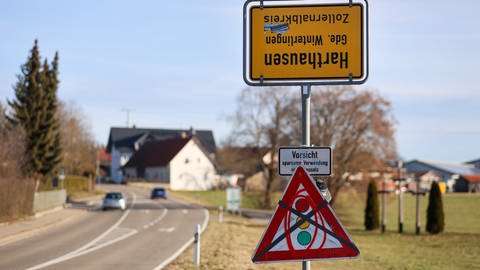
301;84;311;270
381;179;386;233
398;161;404;234
301;85;311;146
415;178;421;235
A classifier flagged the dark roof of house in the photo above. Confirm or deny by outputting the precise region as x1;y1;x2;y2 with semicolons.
106;127;216;154
465;158;480;165
406;159;480;176
124;137;191;168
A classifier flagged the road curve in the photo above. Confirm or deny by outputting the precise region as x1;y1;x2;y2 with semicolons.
0;184;208;270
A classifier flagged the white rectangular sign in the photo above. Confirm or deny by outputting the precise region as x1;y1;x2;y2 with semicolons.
226;187;241;212
278;146;332;176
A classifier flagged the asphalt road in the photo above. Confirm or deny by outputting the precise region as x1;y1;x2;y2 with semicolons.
0;184;208;270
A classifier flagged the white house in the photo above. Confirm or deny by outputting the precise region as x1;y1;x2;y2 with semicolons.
106;127;216;183
123;136;217;190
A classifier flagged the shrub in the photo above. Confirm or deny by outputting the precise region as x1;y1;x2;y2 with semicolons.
426;181;445;234
364;180;380;230
64;175;90;196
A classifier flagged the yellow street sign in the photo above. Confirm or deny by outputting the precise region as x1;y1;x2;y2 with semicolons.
243;0;368;85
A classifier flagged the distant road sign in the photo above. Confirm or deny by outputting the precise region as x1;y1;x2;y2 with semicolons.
226;187;241;212
278;147;332;176
243;0;368;86
252;166;359;263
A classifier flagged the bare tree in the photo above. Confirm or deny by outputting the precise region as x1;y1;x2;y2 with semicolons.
0;102;27;178
306;86;396;205
58;101;97;176
227;87;295;208
226;86;396;207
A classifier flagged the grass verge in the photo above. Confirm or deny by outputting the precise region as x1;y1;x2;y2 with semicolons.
165;190;480;270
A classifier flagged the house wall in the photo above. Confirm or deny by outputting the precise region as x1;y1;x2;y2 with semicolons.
453;178;469;192
110;145;133;183
169;140;216;191
405;161;460;192
123;167;137;179
145;166;170;182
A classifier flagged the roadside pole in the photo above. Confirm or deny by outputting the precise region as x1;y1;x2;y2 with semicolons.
301;84;311;270
397;161;404;234
194;224;200;266
381;179;386;233
415;177;421;235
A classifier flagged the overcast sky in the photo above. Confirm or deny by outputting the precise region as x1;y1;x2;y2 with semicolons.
1;0;479;163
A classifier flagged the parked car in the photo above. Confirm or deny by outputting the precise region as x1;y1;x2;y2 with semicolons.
102;192;126;211
151;187;167;199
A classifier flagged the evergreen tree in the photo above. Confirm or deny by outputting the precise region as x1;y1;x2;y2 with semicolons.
426;181;445;234
364;180;380;230
7;40;62;188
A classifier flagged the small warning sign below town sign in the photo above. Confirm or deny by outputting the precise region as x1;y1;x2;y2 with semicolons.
252;166;359;263
279;147;332;176
243;0;368;86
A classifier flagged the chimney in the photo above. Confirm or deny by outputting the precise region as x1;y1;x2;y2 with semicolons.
189;126;196;136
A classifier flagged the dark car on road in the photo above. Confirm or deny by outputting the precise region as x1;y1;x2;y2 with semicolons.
151;187;167;199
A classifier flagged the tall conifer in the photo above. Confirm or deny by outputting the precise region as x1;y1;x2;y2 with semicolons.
364;180;380;230
426;181;445;234
7;40;62;188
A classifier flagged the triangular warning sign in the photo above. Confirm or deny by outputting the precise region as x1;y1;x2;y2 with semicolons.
252;166;359;263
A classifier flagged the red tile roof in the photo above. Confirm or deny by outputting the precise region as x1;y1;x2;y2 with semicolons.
124;137;191;168
98;147;112;163
462;174;480;183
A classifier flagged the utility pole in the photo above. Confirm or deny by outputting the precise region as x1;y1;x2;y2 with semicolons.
396;160;404;234
415;176;421;235
381;178;387;233
121;108;135;127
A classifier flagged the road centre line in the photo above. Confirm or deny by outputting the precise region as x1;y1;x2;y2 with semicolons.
152;208;210;270
26;192;137;270
143;207;168;230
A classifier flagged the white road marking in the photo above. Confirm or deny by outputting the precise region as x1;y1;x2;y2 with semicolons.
142;207;168;230
158;227;176;233
152;208;210;270
27;192;138;270
182;209;188;214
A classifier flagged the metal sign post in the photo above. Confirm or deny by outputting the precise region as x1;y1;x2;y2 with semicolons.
245;0;368;267
301;84;311;270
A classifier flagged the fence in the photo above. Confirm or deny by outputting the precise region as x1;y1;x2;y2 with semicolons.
0;177;35;221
